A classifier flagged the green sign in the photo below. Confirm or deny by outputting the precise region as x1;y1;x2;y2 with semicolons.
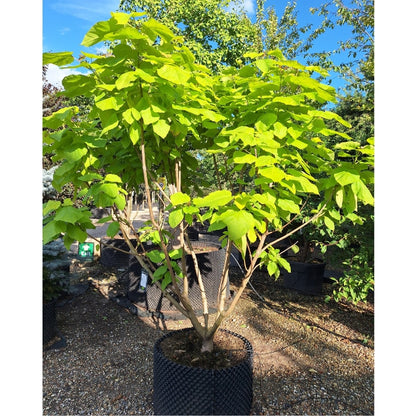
78;242;94;260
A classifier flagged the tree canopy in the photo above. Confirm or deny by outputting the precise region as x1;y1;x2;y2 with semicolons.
119;0;257;71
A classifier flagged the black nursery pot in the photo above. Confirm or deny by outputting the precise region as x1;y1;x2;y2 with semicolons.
153;328;253;415
100;238;136;268
283;260;326;295
43;300;57;344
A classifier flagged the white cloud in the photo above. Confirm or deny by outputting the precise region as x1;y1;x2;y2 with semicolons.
45;64;85;89
243;0;255;15
59;27;71;35
50;0;120;22
227;0;256;15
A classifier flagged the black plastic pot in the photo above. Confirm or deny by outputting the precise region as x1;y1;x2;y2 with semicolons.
187;226;199;241
43;300;57;344
283;260;326;295
153;328;253;415
127;242;229;316
100;238;135;268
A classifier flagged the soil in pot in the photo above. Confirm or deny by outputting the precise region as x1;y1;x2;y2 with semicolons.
160;327;247;369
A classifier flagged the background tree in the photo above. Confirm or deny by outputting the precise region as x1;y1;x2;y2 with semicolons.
119;0;258;71
43;65;94;204
255;0;374;94
43;65;65;119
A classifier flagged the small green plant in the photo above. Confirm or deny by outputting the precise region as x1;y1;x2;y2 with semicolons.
326;248;374;304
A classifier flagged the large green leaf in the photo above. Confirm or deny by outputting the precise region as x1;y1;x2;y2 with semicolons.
171;192;191;206
43;221;63;244
232;151;257;164
62;75;96;97
96;96;125;111
218;209;255;241
309;110;352;128
63;147;88;162
81;18;123;47
129;122;140;144
141;106;160;125
274;122;288;139
193;190;233;208
107;222;120;238
54;206;85;224
114;194;126;211
153;119;170;138
100;111;119;134
255;59;277;73
43;52;74;66
334;169;360;186
258;166;286;182
255;113;278;132
168;209;184;228
172;105;225;122
115;71;138;90
277;199;300;214
98;183;119;198
142;18;176;43
43;107;78;129
343;186;358;213
135;68;156;83
104;174;123;183
43;200;61;216
255;155;277;167
66;225;87;242
106;41;132;57
157;65;191;85
152;265;168;281
147;250;165;263
289;74;336;103
351;179;374;205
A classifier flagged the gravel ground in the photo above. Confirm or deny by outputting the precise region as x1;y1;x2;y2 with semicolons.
43;259;374;415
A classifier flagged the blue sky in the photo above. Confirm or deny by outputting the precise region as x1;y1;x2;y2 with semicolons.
43;0;356;91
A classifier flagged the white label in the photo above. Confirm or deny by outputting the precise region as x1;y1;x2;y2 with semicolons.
140;269;148;289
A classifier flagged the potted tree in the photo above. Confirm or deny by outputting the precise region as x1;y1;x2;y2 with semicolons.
276;208;329;295
42;12;374;415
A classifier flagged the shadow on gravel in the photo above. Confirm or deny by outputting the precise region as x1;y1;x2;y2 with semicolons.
239;269;374;349
251;371;374;415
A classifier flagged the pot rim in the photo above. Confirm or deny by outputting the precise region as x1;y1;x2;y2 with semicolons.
154;327;253;372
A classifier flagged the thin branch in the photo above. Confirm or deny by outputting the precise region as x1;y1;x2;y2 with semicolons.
184;233;210;329
263;200;330;252
212;154;222;190
217;239;232;314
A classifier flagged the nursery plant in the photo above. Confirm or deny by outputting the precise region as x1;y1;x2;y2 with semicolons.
42;12;374;354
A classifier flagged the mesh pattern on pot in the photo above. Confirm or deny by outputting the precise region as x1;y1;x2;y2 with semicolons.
283;261;325;295
153;328;253;415
100;238;132;268
128;242;229;314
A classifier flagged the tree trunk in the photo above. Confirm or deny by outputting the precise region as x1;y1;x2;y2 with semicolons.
201;336;214;353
